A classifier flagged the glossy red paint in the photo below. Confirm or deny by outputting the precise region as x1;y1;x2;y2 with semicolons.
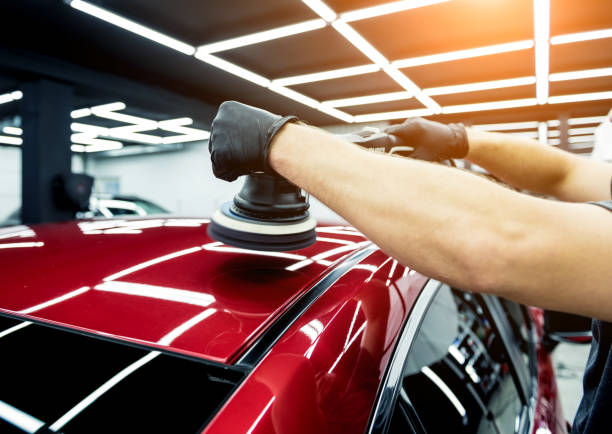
0;219;370;363
529;307;569;434
204;250;428;434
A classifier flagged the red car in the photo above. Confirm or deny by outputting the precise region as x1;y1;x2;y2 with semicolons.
0;217;567;433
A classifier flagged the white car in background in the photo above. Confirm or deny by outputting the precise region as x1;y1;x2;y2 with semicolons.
1;195;169;227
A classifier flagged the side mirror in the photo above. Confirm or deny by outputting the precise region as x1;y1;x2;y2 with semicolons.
543;310;592;351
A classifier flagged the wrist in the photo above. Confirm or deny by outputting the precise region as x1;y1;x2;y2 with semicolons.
268;122;300;177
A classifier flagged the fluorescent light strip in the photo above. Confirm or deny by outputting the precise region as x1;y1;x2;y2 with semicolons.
0;90;23;105
551;28;612;45
442;98;537;114
71;134;123;147
568;116;606;125
538;122;548;144
0;136;23;145
317;105;354;123
49;351;161;431
392;40;534;69
549;67;612;82
569;135;594;144
353;108;434;123
195;51;271;87
268;84;319;108
2;127;22;136
332;20;389;66
199;19;325;53
0;400;45;434
507;131;538;138
71;108;91;118
424;76;535;96
472;121;540;131
158;118;210;144
272;64;380;86
569;127;597;135
534;0;550;104
302;0;337;22
383;66;441;112
71;142;123;153
548;91;612;104
341;0;449;22
69;0;195;55
95;280;215;307
323;91;412;108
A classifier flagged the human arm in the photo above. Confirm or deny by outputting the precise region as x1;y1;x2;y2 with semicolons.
465;128;612;202
268;123;612;321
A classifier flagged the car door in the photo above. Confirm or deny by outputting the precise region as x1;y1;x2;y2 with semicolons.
368;280;537;434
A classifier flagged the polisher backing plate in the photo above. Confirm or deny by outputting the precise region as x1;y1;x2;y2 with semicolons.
208;202;317;251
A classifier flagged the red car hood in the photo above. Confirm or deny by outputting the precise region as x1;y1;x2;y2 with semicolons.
0;218;370;364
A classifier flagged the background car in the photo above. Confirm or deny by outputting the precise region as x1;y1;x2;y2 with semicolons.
0;218;570;433
0;194;169;227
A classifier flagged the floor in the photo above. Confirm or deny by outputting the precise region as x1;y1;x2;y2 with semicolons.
552;342;592;422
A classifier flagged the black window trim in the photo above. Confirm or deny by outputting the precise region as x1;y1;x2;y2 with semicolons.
481;295;538;434
367;278;442;434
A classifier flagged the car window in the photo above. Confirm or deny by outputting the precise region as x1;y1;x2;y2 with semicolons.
387;286;523;434
106;207;138;216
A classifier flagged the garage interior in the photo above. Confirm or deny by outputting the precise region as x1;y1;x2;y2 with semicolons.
0;0;610;427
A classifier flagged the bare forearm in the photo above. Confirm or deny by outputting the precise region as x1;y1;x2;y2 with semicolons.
466;128;612;201
270;123;612;321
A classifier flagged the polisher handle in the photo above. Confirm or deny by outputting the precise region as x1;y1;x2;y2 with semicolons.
336;128;415;157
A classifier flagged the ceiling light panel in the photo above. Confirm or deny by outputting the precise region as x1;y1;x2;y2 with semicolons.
549;67;612;82
272;64;380;86
331;21;389;66
2;127;22;136
533;0;550;104
198;19;326;53
548;91;612;104
392;40;534;69
472;121;540;131
442;98;537;114
302;0;337;22
0;136;22;146
69;1;195;55
550;28;612;45
424;77;536;96
353;108;434;123
0;90;23;105
194;52;271;88
340;0;450;23
323;91;412;107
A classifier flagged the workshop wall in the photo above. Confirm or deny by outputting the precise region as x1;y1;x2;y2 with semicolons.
87;141;344;223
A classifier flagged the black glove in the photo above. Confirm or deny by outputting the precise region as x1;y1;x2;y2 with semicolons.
209;101;298;181
384;117;468;162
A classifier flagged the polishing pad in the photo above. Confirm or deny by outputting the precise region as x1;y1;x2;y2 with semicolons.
208;202;317;251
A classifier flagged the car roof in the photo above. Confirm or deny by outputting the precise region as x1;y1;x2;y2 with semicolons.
0;218;371;364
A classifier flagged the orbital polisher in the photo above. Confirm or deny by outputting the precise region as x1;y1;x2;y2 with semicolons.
208;129;405;252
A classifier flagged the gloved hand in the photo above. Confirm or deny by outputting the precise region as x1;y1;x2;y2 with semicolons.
209;101;298;181
384;117;469;162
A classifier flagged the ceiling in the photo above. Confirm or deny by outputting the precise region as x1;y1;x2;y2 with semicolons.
1;0;611;151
